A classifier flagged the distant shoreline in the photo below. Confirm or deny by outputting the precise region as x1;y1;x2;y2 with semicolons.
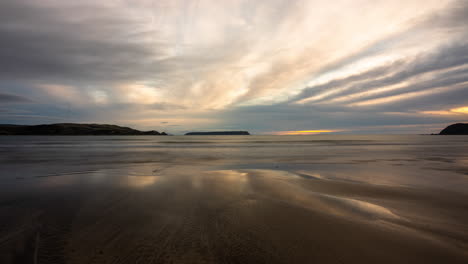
0;123;167;136
2;123;467;136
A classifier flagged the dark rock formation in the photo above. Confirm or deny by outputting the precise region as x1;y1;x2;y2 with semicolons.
0;123;168;135
439;123;468;135
185;131;250;135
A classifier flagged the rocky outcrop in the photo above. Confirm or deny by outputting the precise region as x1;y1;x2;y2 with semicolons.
439;123;468;135
0;123;168;135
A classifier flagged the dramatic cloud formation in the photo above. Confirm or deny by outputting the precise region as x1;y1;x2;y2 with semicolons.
0;0;467;134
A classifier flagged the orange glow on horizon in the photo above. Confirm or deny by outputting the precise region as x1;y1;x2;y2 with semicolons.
420;106;468;116
450;106;468;114
274;130;340;135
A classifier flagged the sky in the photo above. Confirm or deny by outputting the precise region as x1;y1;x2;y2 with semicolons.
0;0;467;135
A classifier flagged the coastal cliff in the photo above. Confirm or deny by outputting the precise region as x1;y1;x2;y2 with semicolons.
0;123;167;135
439;123;468;135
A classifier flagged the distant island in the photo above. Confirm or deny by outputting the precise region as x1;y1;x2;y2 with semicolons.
185;131;250;135
0;123;167;135
439;123;468;135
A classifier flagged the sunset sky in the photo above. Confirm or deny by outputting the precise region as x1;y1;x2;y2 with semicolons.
1;0;467;134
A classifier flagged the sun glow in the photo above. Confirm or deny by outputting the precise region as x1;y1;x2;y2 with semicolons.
274;130;340;135
450;106;468;114
420;106;468;116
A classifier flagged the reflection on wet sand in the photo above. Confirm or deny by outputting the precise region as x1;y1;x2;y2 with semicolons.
122;175;160;188
255;171;400;220
1;135;468;263
1;166;467;264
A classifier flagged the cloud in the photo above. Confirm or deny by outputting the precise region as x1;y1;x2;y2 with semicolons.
0;92;31;103
0;0;167;83
0;0;467;134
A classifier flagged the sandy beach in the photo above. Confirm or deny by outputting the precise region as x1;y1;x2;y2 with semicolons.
1;135;468;263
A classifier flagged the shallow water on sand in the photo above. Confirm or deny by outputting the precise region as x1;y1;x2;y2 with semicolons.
1;135;468;263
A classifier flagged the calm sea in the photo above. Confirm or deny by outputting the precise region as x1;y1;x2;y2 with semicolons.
0;135;468;263
1;135;467;191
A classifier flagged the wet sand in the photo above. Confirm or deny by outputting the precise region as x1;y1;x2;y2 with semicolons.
1;135;468;263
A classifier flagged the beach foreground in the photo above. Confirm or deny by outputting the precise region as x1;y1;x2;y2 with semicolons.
0;135;467;263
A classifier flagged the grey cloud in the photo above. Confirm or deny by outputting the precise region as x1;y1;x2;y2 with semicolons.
0;92;31;103
346;66;468;105
0;0;167;83
344;43;468;102
149;103;187;111
287;61;403;103
215;103;465;134
292;42;468;105
422;0;468;29
355;84;468;112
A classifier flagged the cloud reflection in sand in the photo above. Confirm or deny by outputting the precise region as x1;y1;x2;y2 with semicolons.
122;175;160;188
210;169;400;221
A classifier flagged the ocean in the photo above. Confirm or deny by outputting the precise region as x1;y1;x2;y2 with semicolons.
1;135;467;263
